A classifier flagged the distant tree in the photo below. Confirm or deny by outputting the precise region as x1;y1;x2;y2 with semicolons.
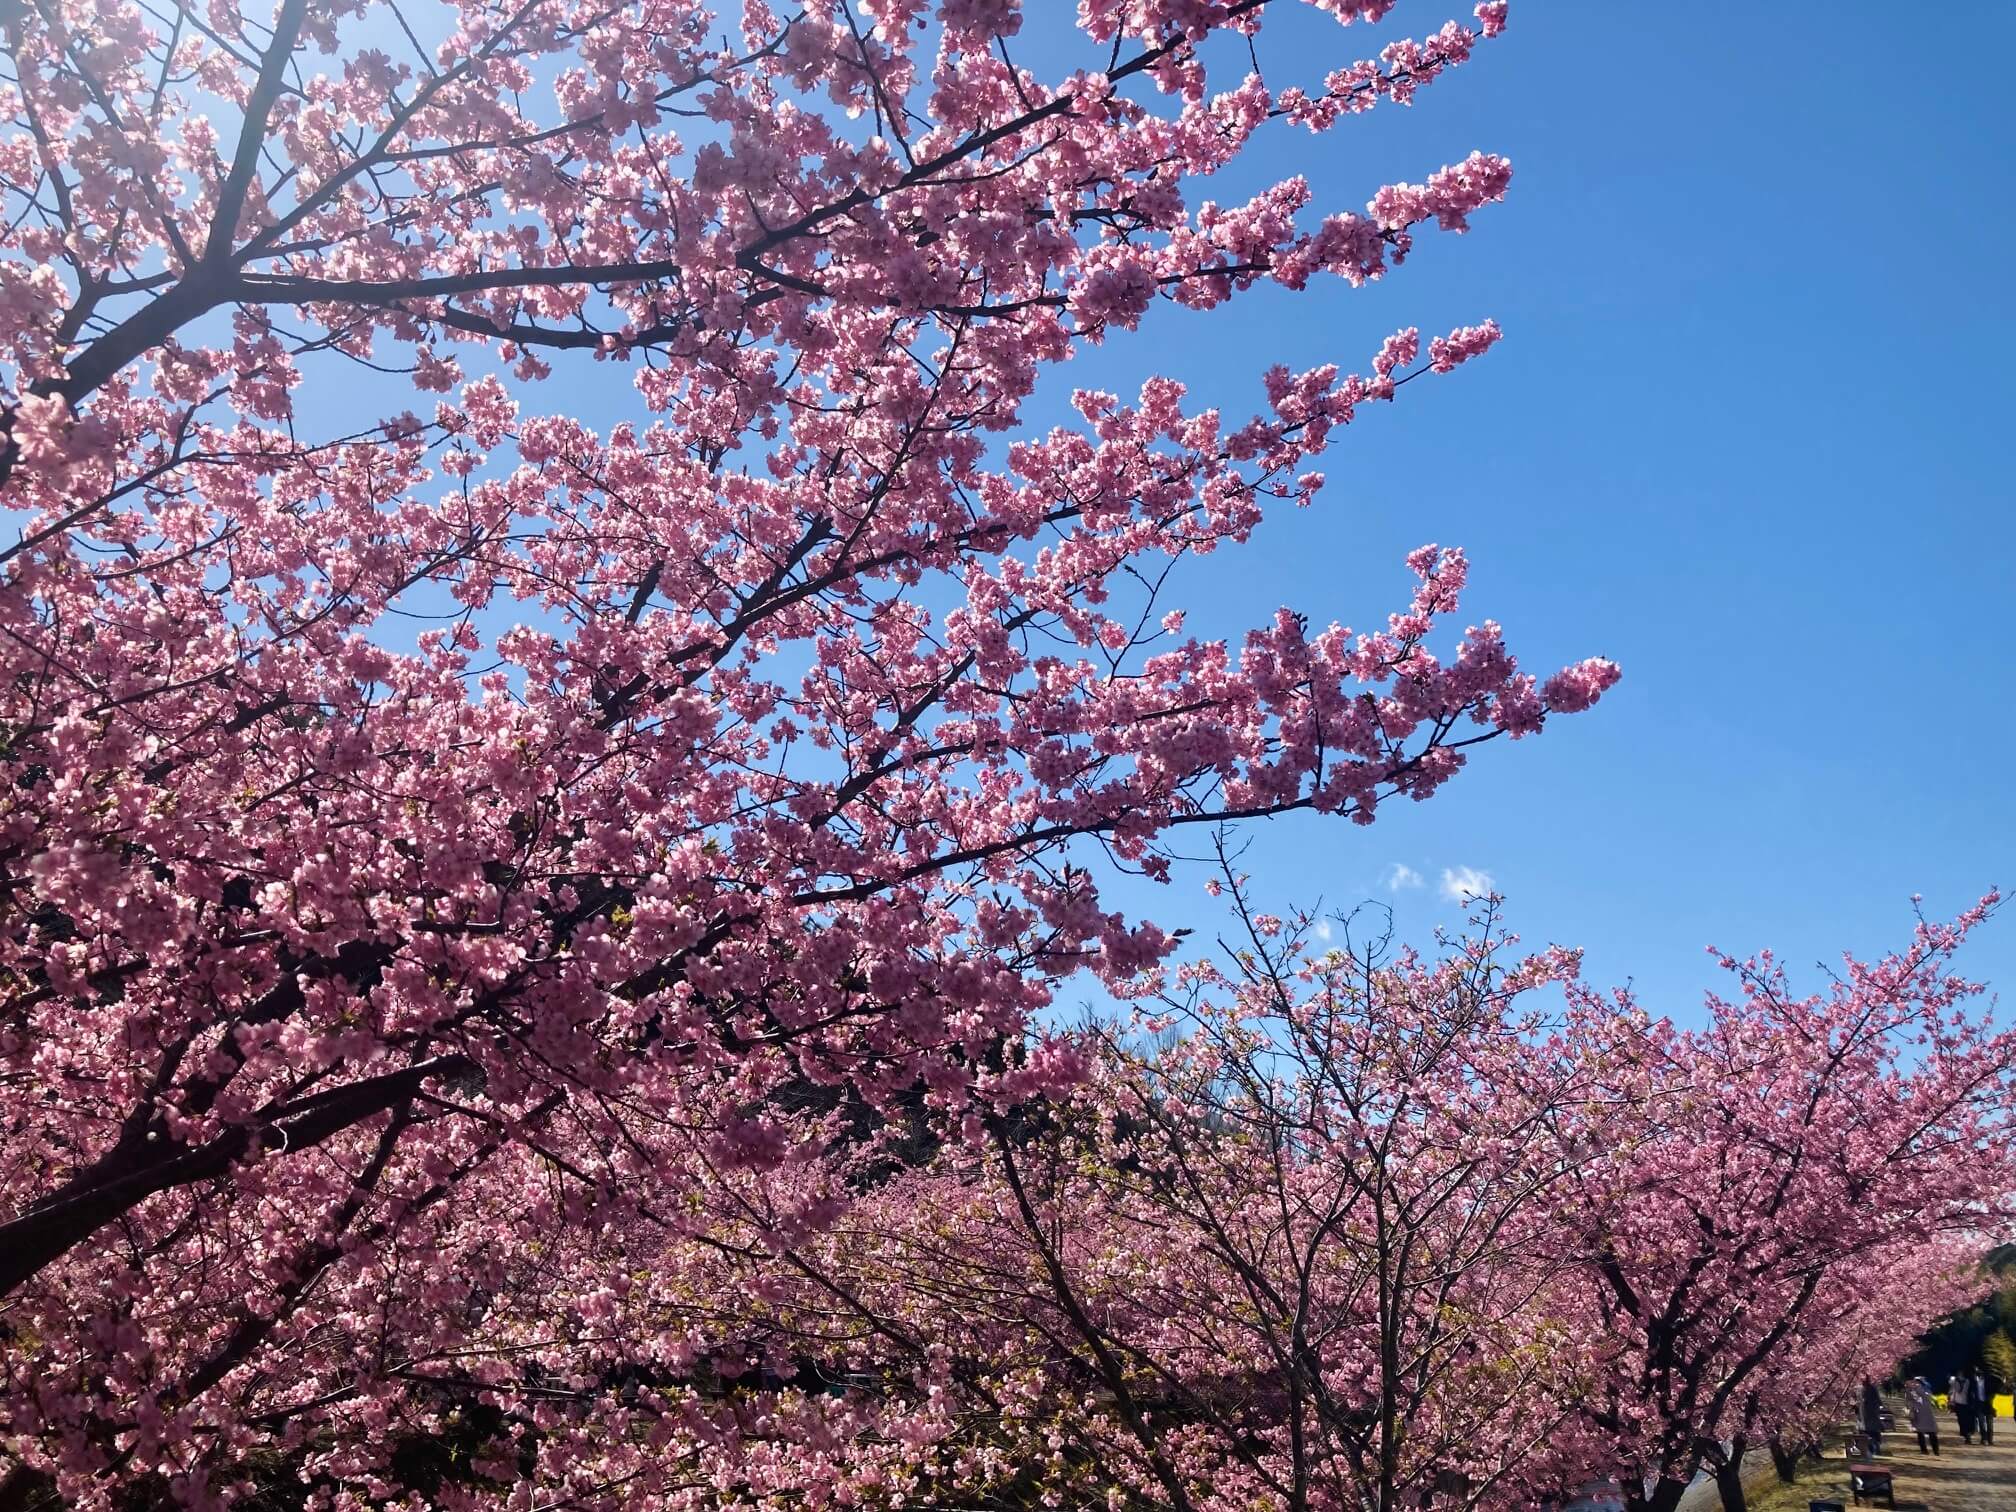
957;885;1608;1512
1548;897;2016;1512
1903;1262;2016;1384
1740;1246;1978;1492
665;884;1617;1512
1984;1330;2016;1385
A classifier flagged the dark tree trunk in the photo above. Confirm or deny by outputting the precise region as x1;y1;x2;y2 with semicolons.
1710;1433;1754;1512
1623;1477;1692;1512
1768;1434;1803;1483
0;1466;58;1512
1713;1459;1749;1512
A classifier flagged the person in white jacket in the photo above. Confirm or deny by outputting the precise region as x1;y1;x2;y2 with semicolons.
1952;1370;1976;1443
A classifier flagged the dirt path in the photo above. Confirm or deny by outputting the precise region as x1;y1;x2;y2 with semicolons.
1745;1403;2016;1512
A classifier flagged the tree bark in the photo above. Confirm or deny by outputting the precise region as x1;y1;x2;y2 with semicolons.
1623;1477;1692;1512
1767;1434;1802;1483
1714;1460;1749;1512
0;1053;470;1297
1708;1433;1752;1512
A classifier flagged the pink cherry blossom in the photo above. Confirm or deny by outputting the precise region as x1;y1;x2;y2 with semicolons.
0;1;1628;1506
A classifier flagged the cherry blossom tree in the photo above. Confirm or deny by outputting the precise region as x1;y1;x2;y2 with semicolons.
960;884;1609;1512
1550;896;2016;1512
660;896;2016;1512
666;880;1619;1512
1735;1247;1977;1499
0;0;1622;1504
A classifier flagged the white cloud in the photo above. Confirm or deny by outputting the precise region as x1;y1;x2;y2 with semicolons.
1439;865;1495;903
1383;863;1423;893
1314;920;1334;941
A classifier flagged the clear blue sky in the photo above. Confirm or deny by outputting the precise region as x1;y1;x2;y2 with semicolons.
1035;0;2016;1019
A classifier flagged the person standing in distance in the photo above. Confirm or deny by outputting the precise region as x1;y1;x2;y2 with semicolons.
1908;1379;1942;1455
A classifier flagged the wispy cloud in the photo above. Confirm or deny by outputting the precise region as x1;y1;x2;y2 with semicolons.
1383;863;1423;893
1439;865;1495;903
1314;919;1334;941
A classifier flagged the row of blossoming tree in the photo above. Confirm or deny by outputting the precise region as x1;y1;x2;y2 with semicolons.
0;0;2007;1507
667;870;2006;1512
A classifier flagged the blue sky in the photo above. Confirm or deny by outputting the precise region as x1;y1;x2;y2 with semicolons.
1031;0;2016;1019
